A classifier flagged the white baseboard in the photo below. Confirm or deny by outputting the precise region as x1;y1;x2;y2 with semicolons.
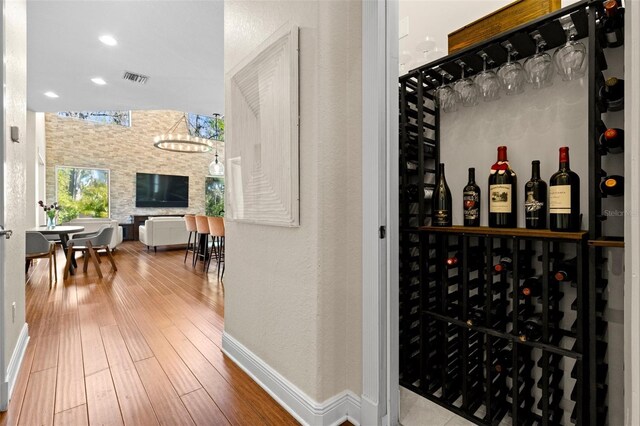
0;323;29;410
222;332;361;426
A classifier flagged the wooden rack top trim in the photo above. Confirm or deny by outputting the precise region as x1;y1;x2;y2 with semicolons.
588;237;625;248
420;225;588;241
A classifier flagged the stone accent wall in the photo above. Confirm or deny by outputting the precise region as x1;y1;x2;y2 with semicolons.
45;110;225;223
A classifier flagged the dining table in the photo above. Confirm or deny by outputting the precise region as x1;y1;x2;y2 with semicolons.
28;225;85;273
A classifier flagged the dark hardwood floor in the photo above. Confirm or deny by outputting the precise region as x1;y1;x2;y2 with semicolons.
0;241;299;426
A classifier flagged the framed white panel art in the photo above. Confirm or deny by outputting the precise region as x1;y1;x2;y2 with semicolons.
225;24;300;227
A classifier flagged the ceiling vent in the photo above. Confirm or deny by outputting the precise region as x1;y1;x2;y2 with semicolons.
122;71;149;84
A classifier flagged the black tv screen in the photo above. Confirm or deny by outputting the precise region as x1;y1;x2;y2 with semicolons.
136;173;189;208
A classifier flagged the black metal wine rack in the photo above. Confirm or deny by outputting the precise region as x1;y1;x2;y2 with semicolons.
398;0;624;425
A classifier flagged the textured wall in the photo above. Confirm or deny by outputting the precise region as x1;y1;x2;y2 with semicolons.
45;110;224;222
3;0;28;386
224;0;362;403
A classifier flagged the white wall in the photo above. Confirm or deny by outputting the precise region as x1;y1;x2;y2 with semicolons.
223;0;362;410
2;0;28;408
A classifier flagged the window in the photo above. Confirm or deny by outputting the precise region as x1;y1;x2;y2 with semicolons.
187;113;224;140
57;111;131;127
205;176;225;217
56;166;110;222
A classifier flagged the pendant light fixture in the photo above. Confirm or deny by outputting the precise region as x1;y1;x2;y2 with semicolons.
153;113;215;153
209;113;225;176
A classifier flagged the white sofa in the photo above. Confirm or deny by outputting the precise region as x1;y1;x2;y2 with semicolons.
139;216;189;252
65;218;123;249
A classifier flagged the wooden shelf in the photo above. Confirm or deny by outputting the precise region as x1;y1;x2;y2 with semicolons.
588;237;625;248
419;225;588;241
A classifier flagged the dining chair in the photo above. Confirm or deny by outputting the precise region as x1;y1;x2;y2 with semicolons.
206;216;225;279
184;215;198;264
26;232;57;288
63;227;116;280
194;215;210;268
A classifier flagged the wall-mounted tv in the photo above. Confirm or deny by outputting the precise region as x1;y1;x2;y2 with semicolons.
136;173;189;208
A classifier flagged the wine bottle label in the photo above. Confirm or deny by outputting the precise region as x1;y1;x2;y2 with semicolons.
433;210;449;225
463;191;479;220
489;184;511;213
524;190;544;213
606;31;619;44
550;185;571;214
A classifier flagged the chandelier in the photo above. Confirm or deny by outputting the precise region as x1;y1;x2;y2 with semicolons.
209;113;225;176
153;113;215;153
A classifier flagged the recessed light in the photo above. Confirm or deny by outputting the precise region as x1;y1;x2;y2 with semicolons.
44;91;59;98
91;77;107;85
99;35;118;46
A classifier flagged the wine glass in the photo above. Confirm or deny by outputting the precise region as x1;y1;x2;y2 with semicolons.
553;24;586;81
453;61;480;107
474;52;501;102
497;44;526;96
434;71;460;113
524;33;554;89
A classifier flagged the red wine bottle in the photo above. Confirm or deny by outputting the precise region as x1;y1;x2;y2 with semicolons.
602;0;624;48
554;257;577;282
488;146;517;228
445;247;484;268
600;77;624;111
600;175;624;197
524;160;547;229
520;276;542;298
463;167;481;226
549;147;581;231
433;163;452;226
599;127;624;154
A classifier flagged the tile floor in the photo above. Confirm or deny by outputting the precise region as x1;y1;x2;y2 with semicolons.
399;387;513;426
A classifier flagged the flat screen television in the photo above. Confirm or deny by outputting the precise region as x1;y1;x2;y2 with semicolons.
136;173;189;208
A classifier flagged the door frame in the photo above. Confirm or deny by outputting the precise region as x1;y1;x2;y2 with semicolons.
361;0;399;424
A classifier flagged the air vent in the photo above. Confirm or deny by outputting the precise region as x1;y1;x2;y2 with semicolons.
122;71;149;84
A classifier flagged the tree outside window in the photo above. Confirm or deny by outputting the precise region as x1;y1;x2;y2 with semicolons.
205;177;224;217
56;167;110;223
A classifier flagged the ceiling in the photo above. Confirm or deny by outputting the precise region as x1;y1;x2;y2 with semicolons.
27;1;224;115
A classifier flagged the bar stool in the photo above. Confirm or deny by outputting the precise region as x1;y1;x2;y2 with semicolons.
206;216;225;278
194;215;210;267
184;215;198;264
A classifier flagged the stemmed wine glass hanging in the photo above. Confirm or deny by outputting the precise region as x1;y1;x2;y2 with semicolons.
430;17;586;112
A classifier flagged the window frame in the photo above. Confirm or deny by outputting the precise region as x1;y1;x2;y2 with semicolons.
54;165;112;219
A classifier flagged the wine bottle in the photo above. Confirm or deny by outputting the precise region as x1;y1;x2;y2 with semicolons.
600;77;624;111
445;247;484;269
518;316;544;342
463;167;481;226
488;146;517;228
493;256;532;275
520;276;542;298
524;160;547;229
602;0;624;48
554;257;577;282
600;175;624;197
433;163;452;226
549;147;581;231
598;127;624;154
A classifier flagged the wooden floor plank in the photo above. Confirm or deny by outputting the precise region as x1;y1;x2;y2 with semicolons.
55;313;86;413
53;405;88;426
135;357;196;426
17;367;57;426
77;304;109;377
8;242;298;426
99;325;158;426
180;389;230;426
31;332;59;373
85;369;123;426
